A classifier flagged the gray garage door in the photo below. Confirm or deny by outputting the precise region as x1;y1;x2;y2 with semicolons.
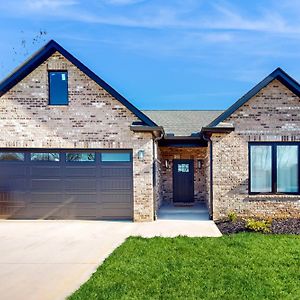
0;150;133;220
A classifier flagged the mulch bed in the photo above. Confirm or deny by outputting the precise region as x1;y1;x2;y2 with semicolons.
216;218;300;235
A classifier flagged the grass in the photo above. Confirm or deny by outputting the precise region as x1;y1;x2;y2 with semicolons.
69;233;300;300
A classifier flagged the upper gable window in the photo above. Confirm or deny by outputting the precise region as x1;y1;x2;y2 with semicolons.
48;71;68;105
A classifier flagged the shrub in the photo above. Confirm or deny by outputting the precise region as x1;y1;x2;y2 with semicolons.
245;218;271;233
228;212;238;223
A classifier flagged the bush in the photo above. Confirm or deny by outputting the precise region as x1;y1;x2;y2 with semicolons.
228;212;238;223
245;218;271;233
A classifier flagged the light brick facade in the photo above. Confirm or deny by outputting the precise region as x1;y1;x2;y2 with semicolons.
211;79;300;219
0;52;155;222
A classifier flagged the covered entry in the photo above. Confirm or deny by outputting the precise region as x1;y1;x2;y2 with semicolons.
0;149;133;220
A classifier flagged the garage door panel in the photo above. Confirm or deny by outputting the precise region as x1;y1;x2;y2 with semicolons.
30;193;64;203
64;166;97;177
101;178;132;190
0;179;27;191
101;193;132;204
100;167;131;177
0;166;26;176
0;150;133;220
64;193;98;204
30;166;61;177
64;179;97;190
31;179;63;191
101;208;132;219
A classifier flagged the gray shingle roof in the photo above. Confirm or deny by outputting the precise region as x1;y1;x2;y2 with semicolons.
142;110;224;136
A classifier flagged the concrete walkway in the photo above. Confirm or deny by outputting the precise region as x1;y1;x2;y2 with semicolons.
0;219;221;300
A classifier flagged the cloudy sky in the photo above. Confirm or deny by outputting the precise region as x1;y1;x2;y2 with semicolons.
0;0;300;109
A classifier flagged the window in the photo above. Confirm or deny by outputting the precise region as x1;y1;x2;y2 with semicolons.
249;143;299;194
49;71;68;105
66;153;95;162
250;145;272;192
0;152;24;161
178;164;189;173
101;153;131;162
31;153;60;162
277;146;298;193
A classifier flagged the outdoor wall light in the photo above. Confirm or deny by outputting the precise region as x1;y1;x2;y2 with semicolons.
138;150;145;160
165;159;170;169
197;159;202;169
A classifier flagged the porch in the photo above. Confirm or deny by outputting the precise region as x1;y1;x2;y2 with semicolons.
158;202;209;221
156;142;212;218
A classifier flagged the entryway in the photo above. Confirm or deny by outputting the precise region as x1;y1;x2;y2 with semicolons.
173;159;194;204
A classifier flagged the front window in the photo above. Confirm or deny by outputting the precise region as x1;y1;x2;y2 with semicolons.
249;143;299;194
250;145;272;193
49;71;68;105
277;146;298;193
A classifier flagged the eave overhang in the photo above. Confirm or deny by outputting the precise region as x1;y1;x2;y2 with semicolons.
201;127;235;134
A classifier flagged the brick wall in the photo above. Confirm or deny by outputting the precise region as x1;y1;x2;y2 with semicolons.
159;146;209;205
0;51;155;221
212;79;300;219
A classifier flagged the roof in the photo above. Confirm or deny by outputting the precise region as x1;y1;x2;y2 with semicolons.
0;40;157;127
208;67;300;128
142;110;223;136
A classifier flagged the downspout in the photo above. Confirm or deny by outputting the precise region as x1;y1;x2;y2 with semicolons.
202;133;213;220
153;130;164;221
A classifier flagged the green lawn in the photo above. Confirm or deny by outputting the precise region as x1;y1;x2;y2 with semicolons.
69;233;300;300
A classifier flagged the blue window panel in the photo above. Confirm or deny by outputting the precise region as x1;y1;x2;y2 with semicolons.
49;71;68;105
101;153;131;162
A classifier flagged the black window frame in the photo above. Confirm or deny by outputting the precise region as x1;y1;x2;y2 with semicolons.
249;142;300;195
48;70;69;106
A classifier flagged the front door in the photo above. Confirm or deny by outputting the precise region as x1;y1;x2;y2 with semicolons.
173;159;194;204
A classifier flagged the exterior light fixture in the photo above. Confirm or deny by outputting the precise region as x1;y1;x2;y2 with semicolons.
197;159;202;169
165;159;170;169
138;150;145;160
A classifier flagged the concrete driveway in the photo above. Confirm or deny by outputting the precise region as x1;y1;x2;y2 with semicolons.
0;220;221;300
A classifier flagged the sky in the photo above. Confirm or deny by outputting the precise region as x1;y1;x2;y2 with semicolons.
1;0;300;110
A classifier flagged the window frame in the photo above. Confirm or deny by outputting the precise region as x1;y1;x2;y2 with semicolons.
48;70;69;106
249;142;300;195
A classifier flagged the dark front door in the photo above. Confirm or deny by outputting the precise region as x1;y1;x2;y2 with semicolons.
173;159;194;204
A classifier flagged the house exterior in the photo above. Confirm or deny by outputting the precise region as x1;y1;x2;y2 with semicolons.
0;40;299;221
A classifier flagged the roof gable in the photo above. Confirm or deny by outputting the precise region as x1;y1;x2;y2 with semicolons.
0;40;157;127
208;68;300;128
